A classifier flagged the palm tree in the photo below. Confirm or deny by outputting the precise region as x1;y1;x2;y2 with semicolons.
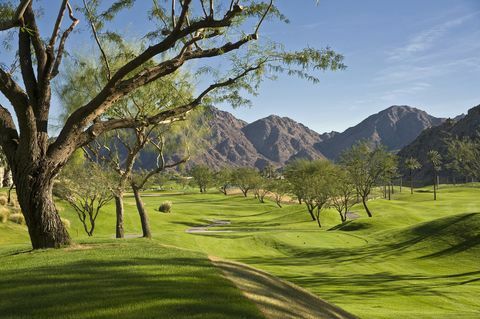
427;150;442;200
405;157;422;194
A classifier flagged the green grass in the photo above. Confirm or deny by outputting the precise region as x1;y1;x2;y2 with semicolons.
1;185;480;318
0;240;263;319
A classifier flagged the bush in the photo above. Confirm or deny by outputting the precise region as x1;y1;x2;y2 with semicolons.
8;213;25;225
159;201;172;213
0;196;7;206
0;207;9;223
61;218;71;229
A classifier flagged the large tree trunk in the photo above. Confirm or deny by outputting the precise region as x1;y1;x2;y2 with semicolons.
14;163;71;249
361;196;373;217
132;186;152;238
114;193;125;238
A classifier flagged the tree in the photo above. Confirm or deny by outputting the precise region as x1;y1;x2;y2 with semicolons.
232;167;260;197
284;159;311;204
253;175;269;203
190;165;214;193
404;157;422;194
301;160;336;227
330;167;356;223
381;154;398;200
129;135;189;238
0;1;344;248
58;45;196;239
268;179;289;208
340;142;393;217
427;150;442;200
446;137;480;183
55;161;114;236
285;159;335;224
215;168;233;195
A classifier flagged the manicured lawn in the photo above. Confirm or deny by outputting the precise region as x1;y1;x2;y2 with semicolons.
1;185;479;318
0;240;263;319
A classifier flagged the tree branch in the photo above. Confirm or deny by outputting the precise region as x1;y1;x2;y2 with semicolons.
74;63;260;149
49;19;251;162
51;2;80;78
83;0;112;81
0;104;19;157
0;0;31;31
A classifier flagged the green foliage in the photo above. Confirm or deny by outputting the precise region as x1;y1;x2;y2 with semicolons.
284;159;312;203
231;167;261;197
446;137;480;179
330;167;357;222
405;156;421;171
189;165;214;193
427;150;442;172
340;141;396;216
215;168;234;195
55;162;115;236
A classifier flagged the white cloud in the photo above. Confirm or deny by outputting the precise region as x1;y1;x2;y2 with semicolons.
387;11;479;62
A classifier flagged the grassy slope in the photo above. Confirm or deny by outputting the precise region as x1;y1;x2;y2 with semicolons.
1;185;480;318
0;240;264;319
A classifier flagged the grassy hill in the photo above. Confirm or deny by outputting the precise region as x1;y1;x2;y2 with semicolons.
1;185;479;318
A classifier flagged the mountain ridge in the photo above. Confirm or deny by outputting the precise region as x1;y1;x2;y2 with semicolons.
184;104;449;169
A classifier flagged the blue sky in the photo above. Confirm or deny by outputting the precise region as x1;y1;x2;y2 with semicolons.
223;0;480;132
1;0;479;134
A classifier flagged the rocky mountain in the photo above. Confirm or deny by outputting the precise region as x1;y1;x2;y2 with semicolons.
315;105;446;159
189;108;328;169
397;104;480;183
186;105;448;169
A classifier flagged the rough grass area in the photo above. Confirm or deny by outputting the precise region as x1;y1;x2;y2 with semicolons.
1;185;480;318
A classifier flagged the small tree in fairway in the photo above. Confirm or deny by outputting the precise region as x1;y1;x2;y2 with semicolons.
55;160;114;236
330;168;356;223
427;150;442;200
232;167;260;197
190;165;214;193
404;157;422;194
340;142;393;217
215;168;233;195
268;179;289;208
284;159;311;205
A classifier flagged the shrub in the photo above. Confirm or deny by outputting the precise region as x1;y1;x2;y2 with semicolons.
159;201;172;213
0;207;9;223
61;218;71;229
0;196;7;206
8;213;25;225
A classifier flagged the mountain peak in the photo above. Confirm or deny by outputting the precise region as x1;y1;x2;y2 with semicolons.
316;105;446;158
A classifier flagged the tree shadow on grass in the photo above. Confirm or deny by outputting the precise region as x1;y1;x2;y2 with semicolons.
211;257;358;319
0;255;263;319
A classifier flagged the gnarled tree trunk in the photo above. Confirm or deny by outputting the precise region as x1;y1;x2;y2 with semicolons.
13;161;71;249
